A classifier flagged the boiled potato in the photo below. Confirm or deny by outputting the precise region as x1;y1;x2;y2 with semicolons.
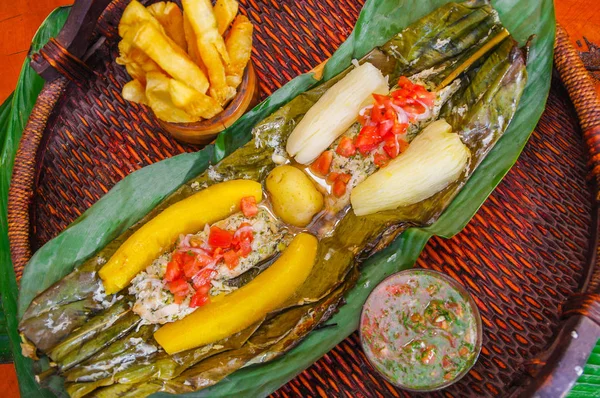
266;165;323;227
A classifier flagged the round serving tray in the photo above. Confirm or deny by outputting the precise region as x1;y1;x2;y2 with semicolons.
7;0;600;396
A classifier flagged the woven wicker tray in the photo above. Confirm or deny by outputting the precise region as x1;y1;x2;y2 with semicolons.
6;0;600;396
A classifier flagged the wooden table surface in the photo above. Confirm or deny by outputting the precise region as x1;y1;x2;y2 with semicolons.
1;0;599;396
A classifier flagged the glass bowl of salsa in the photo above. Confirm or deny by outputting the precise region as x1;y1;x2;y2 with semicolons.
360;268;482;392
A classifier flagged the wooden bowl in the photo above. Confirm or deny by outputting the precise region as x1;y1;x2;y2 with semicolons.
158;62;260;145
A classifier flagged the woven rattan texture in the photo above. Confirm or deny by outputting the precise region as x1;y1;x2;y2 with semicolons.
23;0;592;397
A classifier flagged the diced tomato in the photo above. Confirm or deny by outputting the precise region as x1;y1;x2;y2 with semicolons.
399;138;409;154
168;279;189;296
169;251;194;275
171;251;186;267
212;247;224;262
392;95;408;107
358;112;368;126
337;173;351;183
336;136;356;157
223;250;240;269
181;253;212;279
182;259;200;279
397;76;413;89
332;178;348;198
372;93;392;107
328;172;351;196
370;105;385;123
326;172;339;184
240;196;258;217
192;268;214;289
189;290;209;308
374;152;390;168
174;293;186;304
403;102;426;115
164;261;183;282
384;107;396;121
392;77;436;108
383;134;399;158
391;87;412;99
392;122;408;136
208;226;233;248
238;238;253;256
355;125;383;155
377;119;394;137
310;151;333;176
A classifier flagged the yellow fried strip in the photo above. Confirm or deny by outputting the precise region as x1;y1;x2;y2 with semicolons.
169;79;223;119
147;2;188;52
214;0;239;35
123;22;209;94
145;72;197;123
183;0;235;105
122;79;148;105
224;15;253;89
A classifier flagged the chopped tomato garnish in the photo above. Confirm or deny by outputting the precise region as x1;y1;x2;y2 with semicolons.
372;93;392;107
402;102;426;115
171;251;187;267
212;247;224;262
182;259;200;279
310;151;333;176
208;226;233;248
192;268;214;289
397;76;413;89
168;279;189;296
240;196;258;217
377;119;394;137
336;136;356;157
164;261;182;282
383;134;399;158
392;122;408;136
355;125;383;155
326;172;340;184
238;238;253;256
332;178;348;198
337;173;351;183
223;250;240;269
358;113;368;126
399;138;409;154
374;152;390;168
370;105;385;123
189;290;209;308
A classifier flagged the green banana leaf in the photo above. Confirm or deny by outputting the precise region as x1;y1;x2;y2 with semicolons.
2;0;595;397
0;6;70;397
0;92;14;364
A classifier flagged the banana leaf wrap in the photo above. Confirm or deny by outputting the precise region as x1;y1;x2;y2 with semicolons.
16;1;535;396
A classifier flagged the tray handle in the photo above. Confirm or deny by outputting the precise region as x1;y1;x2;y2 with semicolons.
518;23;600;397
30;0;112;82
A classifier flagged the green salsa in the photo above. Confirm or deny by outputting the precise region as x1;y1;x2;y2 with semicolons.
360;269;481;390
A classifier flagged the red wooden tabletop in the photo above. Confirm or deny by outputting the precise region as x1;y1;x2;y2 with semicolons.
0;0;599;396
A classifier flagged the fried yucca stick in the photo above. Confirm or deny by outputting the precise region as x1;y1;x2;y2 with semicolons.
146;72;196;123
214;0;239;35
169;79;223;119
183;0;235;105
225;15;253;89
147;2;188;52
123;22;210;94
